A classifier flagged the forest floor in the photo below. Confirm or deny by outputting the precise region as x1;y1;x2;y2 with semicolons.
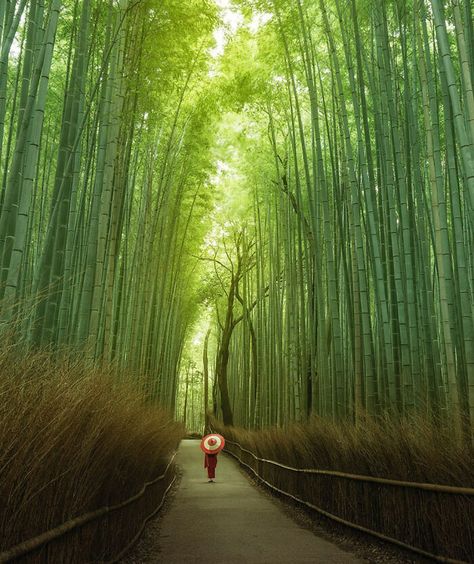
121;439;362;563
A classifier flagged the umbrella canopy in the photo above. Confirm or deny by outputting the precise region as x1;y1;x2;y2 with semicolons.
200;433;225;454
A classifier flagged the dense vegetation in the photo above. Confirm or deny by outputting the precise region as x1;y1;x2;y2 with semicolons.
0;0;473;558
1;0;473;432
0;0;218;409
199;0;474;437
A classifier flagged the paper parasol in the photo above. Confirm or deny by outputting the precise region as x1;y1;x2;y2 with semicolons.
200;433;225;454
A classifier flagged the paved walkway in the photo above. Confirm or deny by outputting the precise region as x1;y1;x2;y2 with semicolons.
157;440;362;563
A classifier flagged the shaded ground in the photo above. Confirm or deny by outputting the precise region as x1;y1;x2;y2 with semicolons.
122;439;363;563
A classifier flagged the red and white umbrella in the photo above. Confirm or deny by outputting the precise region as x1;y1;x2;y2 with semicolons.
200;433;225;454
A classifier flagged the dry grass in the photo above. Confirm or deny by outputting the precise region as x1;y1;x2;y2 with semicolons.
0;347;184;563
212;415;474;561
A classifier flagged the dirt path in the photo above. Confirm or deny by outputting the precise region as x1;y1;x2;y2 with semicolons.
149;439;363;563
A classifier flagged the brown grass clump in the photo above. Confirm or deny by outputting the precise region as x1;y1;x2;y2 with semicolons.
212;416;474;561
0;348;184;563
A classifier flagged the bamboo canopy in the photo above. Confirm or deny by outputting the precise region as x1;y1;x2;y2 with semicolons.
0;0;472;439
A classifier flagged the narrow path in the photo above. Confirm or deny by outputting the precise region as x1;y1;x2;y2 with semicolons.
155;440;362;563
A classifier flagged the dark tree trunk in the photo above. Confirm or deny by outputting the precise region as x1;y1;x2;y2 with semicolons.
215;278;239;426
216;323;234;426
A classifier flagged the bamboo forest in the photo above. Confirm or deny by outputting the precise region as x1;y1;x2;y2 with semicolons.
0;0;473;562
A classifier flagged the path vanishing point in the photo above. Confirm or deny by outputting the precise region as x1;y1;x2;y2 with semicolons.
143;440;363;563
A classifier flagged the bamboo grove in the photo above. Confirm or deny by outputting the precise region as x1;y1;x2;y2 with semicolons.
1;0;473;439
201;0;474;437
0;0;218;409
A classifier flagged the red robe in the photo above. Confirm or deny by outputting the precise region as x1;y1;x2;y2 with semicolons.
204;453;218;479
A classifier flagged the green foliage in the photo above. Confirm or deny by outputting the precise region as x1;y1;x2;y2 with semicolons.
1;0;473;439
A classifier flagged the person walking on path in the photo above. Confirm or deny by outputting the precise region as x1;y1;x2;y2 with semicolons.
204;451;218;482
200;433;225;483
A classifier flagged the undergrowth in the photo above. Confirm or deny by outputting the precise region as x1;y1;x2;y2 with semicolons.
213;415;473;485
0;347;184;562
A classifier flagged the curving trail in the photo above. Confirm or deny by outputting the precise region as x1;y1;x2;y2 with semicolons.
154;440;362;563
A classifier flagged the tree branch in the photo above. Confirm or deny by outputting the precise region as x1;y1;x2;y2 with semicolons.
190;253;232;274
